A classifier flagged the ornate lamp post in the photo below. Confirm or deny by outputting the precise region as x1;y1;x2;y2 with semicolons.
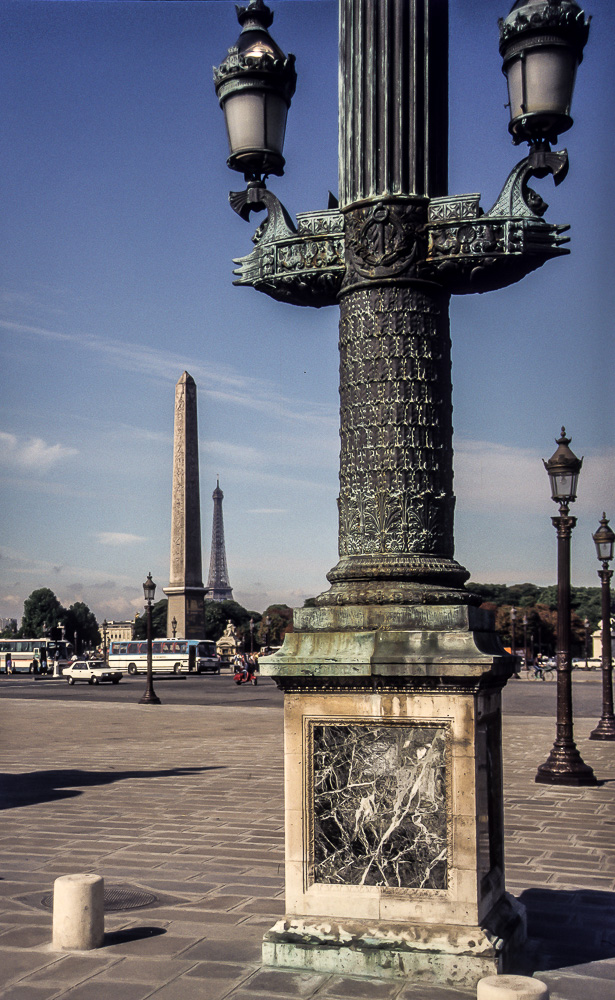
511;605;517;660
171;616;178;640
139;573;161;706
215;0;590;985
584;616;590;668
523;611;529;670
102;619;108;663
536;429;596;784
589;513;615;740
249;616;255;655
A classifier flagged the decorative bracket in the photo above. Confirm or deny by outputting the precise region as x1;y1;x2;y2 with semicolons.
228;149;572;305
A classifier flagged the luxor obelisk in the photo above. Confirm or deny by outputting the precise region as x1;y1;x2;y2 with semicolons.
163;372;206;639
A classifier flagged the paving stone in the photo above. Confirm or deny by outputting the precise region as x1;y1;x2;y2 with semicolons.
318;976;403;999
1;699;613;1000
241;968;328;996
0;987;60;1000
23;954;122;985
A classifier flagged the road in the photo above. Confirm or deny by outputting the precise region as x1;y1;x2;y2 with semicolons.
0;669;605;718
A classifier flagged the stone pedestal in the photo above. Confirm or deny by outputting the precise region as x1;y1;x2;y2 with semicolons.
260;605;525;989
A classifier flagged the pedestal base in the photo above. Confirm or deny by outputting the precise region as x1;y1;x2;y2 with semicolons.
261;603;521;989
263;893;525;989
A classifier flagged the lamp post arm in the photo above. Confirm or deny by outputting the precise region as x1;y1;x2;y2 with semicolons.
229;149;571;306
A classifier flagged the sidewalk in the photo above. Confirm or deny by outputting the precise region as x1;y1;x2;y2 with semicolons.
0;696;613;1000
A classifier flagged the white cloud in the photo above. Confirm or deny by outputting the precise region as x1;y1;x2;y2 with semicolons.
0;430;78;470
246;508;288;514
96;532;148;547
454;440;615;516
0;319;337;429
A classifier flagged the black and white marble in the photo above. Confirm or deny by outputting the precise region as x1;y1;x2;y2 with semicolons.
311;723;447;888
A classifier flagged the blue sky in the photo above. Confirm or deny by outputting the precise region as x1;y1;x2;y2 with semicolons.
0;0;613;624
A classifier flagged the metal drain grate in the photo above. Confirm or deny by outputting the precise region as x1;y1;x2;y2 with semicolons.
41;884;158;913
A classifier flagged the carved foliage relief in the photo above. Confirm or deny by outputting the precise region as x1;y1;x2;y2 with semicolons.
338;285;455;558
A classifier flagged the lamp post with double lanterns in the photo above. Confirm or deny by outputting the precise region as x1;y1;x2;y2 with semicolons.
214;0;591;983
535;429;596;785
589;513;615;740
139;573;161;706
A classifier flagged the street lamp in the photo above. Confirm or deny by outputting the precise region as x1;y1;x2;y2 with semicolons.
263;614;271;654
102;619;108;663
213;0;296;219
510;606;517;660
139;573;161;706
249;616;254;655
499;0;590;149
584;616;590;669
536;429;596;784
215;0;591;984
171;616;177;640
589;513;615;740
523;611;529;670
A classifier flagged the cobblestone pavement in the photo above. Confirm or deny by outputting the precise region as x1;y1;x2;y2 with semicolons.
0;696;613;1000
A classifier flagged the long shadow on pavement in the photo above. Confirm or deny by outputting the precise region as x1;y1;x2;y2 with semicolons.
519;887;615;972
0;766;223;810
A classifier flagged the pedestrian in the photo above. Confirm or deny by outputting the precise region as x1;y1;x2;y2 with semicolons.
6;653;12;675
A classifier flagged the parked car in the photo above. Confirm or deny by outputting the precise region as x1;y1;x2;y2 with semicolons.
64;660;122;685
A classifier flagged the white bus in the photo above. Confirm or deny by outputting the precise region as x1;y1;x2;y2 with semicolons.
108;638;219;675
0;638;74;674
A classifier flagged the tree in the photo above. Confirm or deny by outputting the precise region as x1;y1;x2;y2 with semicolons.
19;588;64;637
257;604;293;648
133;599;168;640
63;602;101;652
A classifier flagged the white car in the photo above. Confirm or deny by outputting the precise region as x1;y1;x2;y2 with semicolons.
64;660;122;685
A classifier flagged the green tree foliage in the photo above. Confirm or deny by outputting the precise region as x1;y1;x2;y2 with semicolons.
537;585;606;631
257;604;293;648
133;600;168;640
19;588;65;637
63;602;101;651
204;600;262;647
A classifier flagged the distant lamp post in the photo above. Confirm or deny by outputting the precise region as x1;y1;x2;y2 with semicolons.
536;429;596;784
139;573;161;706
171;616;178;639
584;616;590;668
74;630;78;657
102;619;108;663
264;614;271;653
589;513;615;740
249;617;255;654
510;605;517;659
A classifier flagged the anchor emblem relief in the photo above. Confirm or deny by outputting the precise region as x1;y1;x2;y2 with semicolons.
345;201;426;281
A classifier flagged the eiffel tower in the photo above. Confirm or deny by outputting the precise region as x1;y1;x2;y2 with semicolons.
205;479;233;602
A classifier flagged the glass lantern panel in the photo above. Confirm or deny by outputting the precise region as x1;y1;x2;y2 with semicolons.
506;56;524;122
597;539;614;560
224;91;266;155
263;93;288;156
550;470;575;500
524;47;577;115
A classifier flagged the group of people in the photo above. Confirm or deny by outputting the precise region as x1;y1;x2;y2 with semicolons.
232;652;259;683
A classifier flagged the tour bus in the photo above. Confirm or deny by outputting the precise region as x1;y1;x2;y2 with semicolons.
108;638;219;675
0;638;74;674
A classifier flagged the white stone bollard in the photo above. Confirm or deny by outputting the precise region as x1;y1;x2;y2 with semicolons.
477;976;549;1000
52;874;104;950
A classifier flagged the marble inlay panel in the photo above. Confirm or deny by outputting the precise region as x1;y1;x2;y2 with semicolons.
310;721;448;889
